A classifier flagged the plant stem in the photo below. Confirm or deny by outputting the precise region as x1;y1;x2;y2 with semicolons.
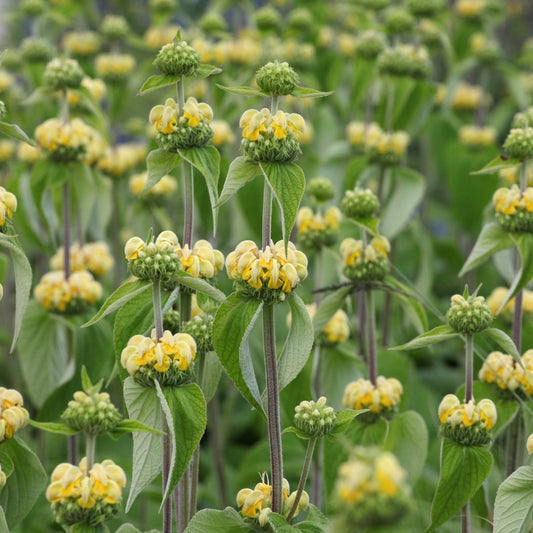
85;433;96;472
208;397;229;507
385;78;395;133
464;334;474;403
183;161;194;247
188;447;200;520
263;303;284;514
286;436;317;522
271;94;279;115
506;411;522;476
461;501;471;533
153;279;164;340
262;180;272;249
63;181;71;280
365;289;378;386
311;440;323;509
68;434;78;465
163;413;173;533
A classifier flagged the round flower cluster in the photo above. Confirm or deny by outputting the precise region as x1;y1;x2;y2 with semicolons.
479;350;533;397
438;394;497;446
306;177;336;203
0;387;29;442
455;0;486;18
149;97;214;150
120;329;197;387
341;187;380;219
0;140;14;162
343;376;403;421
451;83;488;111
175;240;224;280
17;142;42;163
34;270;102;314
210;120;235;146
94;53;136;83
226;240;308;302
21;36;54;63
237;475;309;526
377;44;431;79
35;118;91;162
470;33;501;63
181;313;215;354
0;186;17;230
512;108;533;129
459;125;497;148
340;236;391;282
239;108;306;163
61;390;122;435
50;242;114;277
43;57;84;91
97;143;146;177
62;31;101;56
354;30;387;60
446;292;493;334
486;286;533;316
335;447;409;528
406;0;445;17
366;129;410;166
46;457;126;527
101;14;130;40
493;185;533;233
296;206;341;251
294;396;337;437
503;127;533;160
255;61;299;96
153;38;201;76
129;171;177;200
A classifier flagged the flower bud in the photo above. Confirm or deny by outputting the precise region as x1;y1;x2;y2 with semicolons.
21;0;46;16
341;187;380;219
0;387;29;442
0;100;6;121
377;44;431;79
256;61;299;96
296;206;341;251
20;37;54;63
0;186;17;229
294;396;337;437
503;128;533;160
355;30;387;60
153;38;201;77
406;0;445;17
340;236;390;282
254;6;282;33
512;108;533;130
43;57;84;91
306;177;336;203
446;292;493;334
181;314;214;354
101;15;130;41
384;7;415;35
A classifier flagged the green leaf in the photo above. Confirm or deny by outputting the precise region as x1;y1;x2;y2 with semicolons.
216;84;269;97
426;439;493;532
83;280;152;327
259;161;305;251
494;465;533;533
123;378;163;511
28;420;79;435
71;523;107;533
328;409;366;438
470;155;522;175
195;63;223;78
116;525;160;533
198;351;224;402
183;507;251;533
380;166;426;239
341;216;380;237
291;86;333;98
178;146;220;233
268;505;327;533
137;73;182;95
145;148;182;192
216;156;260;207
504;233;533;309
0;437;47;529
312;286;352;337
277;293;313;391
283;425;312;440
390;324;458;351
383;411;428;484
0;121;34;144
0;507;8;533
176;274;226;302
459;222;514;277
482;328;521;365
0;233;32;351
213;292;266;416
109;418;164;439
384;275;428;334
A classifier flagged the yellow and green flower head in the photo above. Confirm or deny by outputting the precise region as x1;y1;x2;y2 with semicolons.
470;33;501;63
503;127;533;160
493;185;533;233
296;206;341;251
153;36;201;77
406;0;445;17
384;7;415;35
226;240;308;302
341;186;380;219
455;0;486;18
43;57;84;91
0;387;29;442
0;463;5;489
513;108;533;129
97;143;146;178
486;286;516;316
129;171;177;200
62;31;100;57
149;0;176;14
210;120;235;146
334;447;410;528
340;236;391;282
288;304;350;346
51;241;114;277
366;129;410;166
181;313;215;354
46;457;126;527
459;124;497;148
79;77;107;103
294;396;337;437
355;30;387;60
199;11;228;34
20;36;54;63
0;139;15;162
0;186;17;230
237;474;309;525
21;0;46;16
120;329;197;387
175;239;225;280
478;350;533;397
149;97;214;150
452;83;488;111
438;394;496;446
446;292;493;334
101;15;130;41
306;177;336;203
82;126;108;167
377;44;431;79
94;53;136;83
346;121;382;150
239;108;305;162
17;142;42;163
61;390;121;435
254;5;282;33
34;270;102;314
35;118;91;162
343;376;403;422
144;25;180;50
255;61;299;96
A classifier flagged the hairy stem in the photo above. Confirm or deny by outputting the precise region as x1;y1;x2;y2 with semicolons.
85;433;96;472
464;334;474;403
287;436;317;522
163;414;173;533
262;180;272;249
208;396;229;507
365;289;378;386
153;279;164;340
461;501;471;533
63;181;71;280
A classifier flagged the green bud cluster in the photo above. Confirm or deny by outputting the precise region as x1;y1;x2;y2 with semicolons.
128;242;181;284
294;397;337;437
384;7;415;35
149;0;176;14
446;293;493;334
163;309;181;334
406;0;445;17
51;499;120;527
235;282;288;304
134;365;194;389
341;188;380;219
343;257;389;283
341;492;410;529
377;45;431;79
473;39;501;64
287;8;314;32
254;6;282;32
21;0;46;16
484;0;505;18
298;225;339;252
242;134;301;163
21;37;54;63
61;391;121;435
355;30;387;60
153;39;201;77
496;209;533;233
101;15;130;41
43;57;84;91
503;128;533;160
256;61;299;96
440;422;492;446
0;101;6;121
182;314;214;354
156;122;213;151
512;108;533;129
199;12;228;35
307;178;336;203
354;0;393;11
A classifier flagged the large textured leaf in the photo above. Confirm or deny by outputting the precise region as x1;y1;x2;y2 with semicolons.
184;507;251;533
493;465;533;533
145;148;182;192
123;378;163;511
137;74;182;95
390;324;458;351
116;525;160;533
277;293;313;391
0;233;32;351
0;437;47;529
259;162;305;250
217;156;260;207
213;292;265;416
426;439;493;532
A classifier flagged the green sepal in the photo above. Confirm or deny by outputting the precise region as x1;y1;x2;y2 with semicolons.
216;156;260;207
390;324;458;351
216;84;269;97
0;121;35;145
71;523;107;533
145;148;182;193
470;155;522;175
283;425;313;440
28;420;79;435
137;74;182;95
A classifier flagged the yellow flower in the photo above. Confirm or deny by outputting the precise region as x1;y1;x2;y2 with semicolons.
35;118;91;157
94;53;136;78
50;242;114;277
343;376;403;413
81;77;106;102
527;434;533;455
438;394;497;431
17;142;42;163
144;25;181;49
150;98;180;134
0;387;29;442
176;240;224;278
129;171;177;197
479;351;519;391
323;309;350;343
210;120;235;146
0;186;17;226
62;31;100;55
0;140;15;161
452;83;487;110
182;97;213;127
97;143;146;177
493;185;521;215
455;0;486;17
240;108;270;141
